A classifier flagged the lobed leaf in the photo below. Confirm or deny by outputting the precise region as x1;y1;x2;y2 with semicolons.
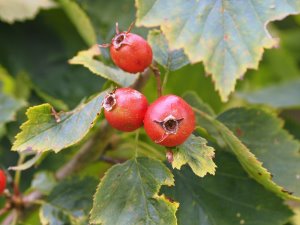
69;45;138;87
90;157;178;225
136;0;300;101
165;152;293;225
12;90;108;153
148;29;189;71
172;134;216;177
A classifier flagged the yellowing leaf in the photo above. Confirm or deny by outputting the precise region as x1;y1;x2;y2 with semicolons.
173;134;216;177
12;90;108;153
136;0;300;101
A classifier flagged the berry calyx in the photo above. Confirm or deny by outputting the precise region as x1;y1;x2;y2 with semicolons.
103;88;148;132
143;95;195;147
0;170;6;195
99;23;153;73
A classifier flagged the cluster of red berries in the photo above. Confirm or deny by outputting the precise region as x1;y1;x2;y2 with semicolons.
100;23;195;147
103;88;195;147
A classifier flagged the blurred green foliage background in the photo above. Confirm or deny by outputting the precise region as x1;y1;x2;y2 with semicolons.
0;0;300;224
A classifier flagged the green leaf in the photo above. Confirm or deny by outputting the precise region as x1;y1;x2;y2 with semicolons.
57;0;97;46
238;78;300;109
90;157;178;225
31;171;57;195
69;45;138;87
0;0;57;24
40;177;97;225
136;0;300;101
187;92;300;200
218;107;300;198
165;152;293;225
148;29;189;71
173;134;216;177
12;90;108;153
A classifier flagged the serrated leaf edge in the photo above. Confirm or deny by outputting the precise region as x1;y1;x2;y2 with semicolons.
193;106;300;201
89;157;179;225
12;91;106;153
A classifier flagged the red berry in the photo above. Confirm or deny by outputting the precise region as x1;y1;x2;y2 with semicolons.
110;32;153;73
144;95;195;147
0;170;6;195
103;88;148;132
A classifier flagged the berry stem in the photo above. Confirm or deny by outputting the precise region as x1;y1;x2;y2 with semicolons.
162;69;170;93
126;21;135;34
14;154;25;189
134;129;140;158
150;64;162;97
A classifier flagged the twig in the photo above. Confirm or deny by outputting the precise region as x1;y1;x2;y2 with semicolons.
100;156;126;164
150;64;162;97
162;69;170;93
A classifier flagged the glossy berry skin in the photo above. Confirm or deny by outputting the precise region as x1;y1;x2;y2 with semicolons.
110;33;153;73
144;95;195;147
103;88;148;132
0;170;6;195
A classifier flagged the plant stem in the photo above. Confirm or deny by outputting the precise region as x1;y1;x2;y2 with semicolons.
150;64;162;97
162;69;170;93
134;130;140;158
14;154;25;188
